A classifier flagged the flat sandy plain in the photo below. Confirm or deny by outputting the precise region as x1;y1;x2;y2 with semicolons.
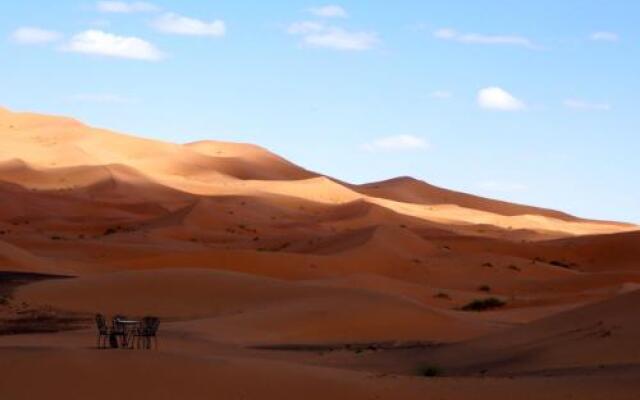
1;107;639;399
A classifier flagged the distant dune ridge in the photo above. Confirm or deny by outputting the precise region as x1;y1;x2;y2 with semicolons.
1;106;640;399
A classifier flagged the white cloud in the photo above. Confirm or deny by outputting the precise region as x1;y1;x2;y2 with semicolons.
68;93;137;104
434;28;538;49
430;90;453;100
477;87;525;111
97;1;158;13
64;30;164;61
309;5;348;18
305;28;378;50
590;31;619;42
287;21;378;51
10;27;62;45
152;13;226;37
363;135;429;152
563;99;611;111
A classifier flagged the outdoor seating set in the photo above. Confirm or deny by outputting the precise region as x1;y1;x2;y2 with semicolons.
95;314;160;349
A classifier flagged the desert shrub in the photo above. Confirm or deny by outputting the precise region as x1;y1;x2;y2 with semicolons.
461;297;506;312
417;364;443;377
434;292;451;300
550;260;572;269
103;227;117;236
478;285;491;292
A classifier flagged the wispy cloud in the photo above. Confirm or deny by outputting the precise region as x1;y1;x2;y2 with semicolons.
10;27;62;45
563;99;611;111
287;21;378;51
590;31;619;42
68;93;137;104
96;1;158;13
434;28;539;49
152;13;226;37
63;30;164;61
477;87;525;111
309;5;348;18
430;90;453;100
362;135;429;152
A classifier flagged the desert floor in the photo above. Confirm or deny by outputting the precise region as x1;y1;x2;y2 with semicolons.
1;107;639;399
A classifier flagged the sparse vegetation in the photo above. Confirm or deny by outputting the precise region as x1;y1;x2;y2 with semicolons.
482;262;494;268
417;364;443;377
550;260;572;269
0;311;88;335
461;297;506;312
478;285;491;292
434;292;451;300
508;265;521;272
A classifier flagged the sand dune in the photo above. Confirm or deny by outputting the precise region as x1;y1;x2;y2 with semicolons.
356;176;579;221
15;268;494;344
1;106;639;399
409;288;640;377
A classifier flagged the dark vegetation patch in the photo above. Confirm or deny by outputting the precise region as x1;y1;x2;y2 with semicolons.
0;310;89;335
257;242;291;252
252;341;440;354
0;271;86;335
434;292;451;300
532;257;576;269
549;260;573;269
477;285;491;292
417;364;443;377
103;225;137;236
461;297;506;312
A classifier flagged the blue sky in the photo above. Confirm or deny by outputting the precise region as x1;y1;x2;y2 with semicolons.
1;1;639;223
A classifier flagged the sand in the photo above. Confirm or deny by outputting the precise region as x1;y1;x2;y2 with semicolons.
0;106;639;399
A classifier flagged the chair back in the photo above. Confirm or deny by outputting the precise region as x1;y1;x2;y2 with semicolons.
112;315;127;332
141;316;160;336
95;314;108;334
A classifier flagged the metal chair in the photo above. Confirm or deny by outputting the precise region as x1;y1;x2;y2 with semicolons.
95;314;110;348
111;314;128;348
134;316;160;349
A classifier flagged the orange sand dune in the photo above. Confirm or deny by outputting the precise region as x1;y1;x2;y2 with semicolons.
1;106;640;399
15;268;495;343
1;107;633;239
3;345;640;400
356;176;578;221
410;288;640;377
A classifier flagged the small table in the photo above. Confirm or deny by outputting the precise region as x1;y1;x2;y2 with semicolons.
115;319;140;348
